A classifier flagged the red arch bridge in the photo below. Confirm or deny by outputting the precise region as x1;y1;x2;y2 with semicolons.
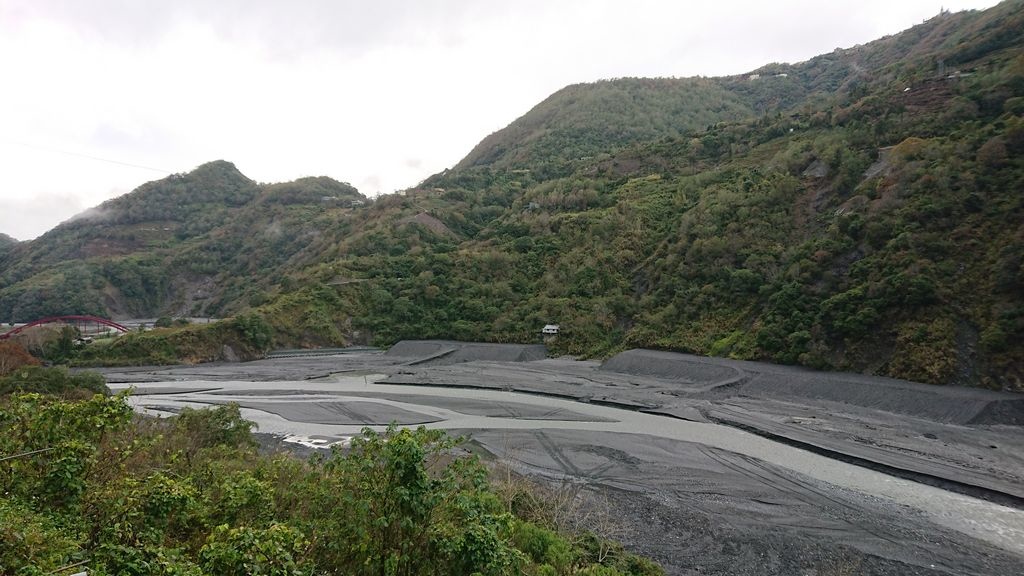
0;316;131;340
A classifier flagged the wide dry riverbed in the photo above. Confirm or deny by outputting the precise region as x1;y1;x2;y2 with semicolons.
110;365;1024;576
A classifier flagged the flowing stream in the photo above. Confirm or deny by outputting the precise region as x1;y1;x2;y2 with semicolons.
115;374;1024;558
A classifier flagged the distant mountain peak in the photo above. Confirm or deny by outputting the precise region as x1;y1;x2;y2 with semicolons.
63;159;263;228
258;175;365;206
186;159;252;182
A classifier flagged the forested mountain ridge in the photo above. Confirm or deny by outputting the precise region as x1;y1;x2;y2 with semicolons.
0;233;17;257
453;78;769;178
4;1;1023;390
373;1;1024;389
450;0;1022;180
0;161;366;320
4;161;258;276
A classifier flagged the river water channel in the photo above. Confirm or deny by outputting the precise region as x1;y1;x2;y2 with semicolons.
113;373;1024;563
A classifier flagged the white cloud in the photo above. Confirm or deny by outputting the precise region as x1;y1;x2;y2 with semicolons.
0;0;1001;239
0;190;85;241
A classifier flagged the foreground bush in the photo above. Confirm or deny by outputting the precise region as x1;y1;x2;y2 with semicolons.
0;365;108;397
0;382;662;576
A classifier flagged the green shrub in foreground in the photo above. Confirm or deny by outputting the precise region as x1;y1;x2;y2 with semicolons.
0;387;663;576
0;365;108;396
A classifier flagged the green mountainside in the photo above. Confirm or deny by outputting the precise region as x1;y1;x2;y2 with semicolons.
454;78;767;178
0;233;16;258
0;161;365;320
3;1;1023;389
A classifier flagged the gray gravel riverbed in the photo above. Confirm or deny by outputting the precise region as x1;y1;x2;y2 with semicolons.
102;344;1024;575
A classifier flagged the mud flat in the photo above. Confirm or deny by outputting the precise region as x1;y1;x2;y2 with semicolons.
104;344;1024;575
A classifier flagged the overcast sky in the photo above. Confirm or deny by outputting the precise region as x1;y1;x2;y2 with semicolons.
0;0;1001;240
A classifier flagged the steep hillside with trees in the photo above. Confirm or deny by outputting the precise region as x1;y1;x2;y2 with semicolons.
3;1;1022;390
345;0;1024;390
0;233;16;260
454;78;770;179
335;114;1023;390
0;162;366;322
